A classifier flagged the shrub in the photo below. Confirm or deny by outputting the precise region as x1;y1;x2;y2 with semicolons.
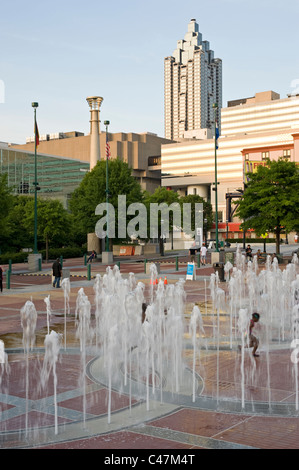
0;246;86;265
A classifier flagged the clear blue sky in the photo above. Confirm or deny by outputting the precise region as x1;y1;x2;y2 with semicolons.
1;0;299;144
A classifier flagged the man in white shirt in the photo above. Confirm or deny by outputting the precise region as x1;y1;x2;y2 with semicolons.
200;244;207;265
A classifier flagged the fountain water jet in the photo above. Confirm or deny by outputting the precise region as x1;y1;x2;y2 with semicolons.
189;306;205;402
44;296;52;336
20;301;37;437
75;288;93;429
40;330;62;435
61;277;71;351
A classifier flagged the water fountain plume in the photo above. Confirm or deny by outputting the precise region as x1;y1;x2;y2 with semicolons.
189;306;205;402
41;330;62;435
75;288;93;428
20;300;38;437
61;278;71;350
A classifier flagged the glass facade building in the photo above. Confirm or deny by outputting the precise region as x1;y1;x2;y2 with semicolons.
0;144;89;206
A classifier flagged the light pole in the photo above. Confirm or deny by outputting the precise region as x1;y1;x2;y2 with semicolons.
32;102;39;254
213;103;219;252
226;219;229;246
104;120;110;253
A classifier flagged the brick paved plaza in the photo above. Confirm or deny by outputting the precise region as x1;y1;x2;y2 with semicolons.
1;255;299;450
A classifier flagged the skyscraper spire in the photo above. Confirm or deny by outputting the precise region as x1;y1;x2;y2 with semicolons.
164;19;222;141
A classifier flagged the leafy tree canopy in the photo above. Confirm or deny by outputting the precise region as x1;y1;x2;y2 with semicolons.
69;159;144;240
236;158;299;253
0;174;14;247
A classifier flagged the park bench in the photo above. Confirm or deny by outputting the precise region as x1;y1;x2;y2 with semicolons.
257;253;284;265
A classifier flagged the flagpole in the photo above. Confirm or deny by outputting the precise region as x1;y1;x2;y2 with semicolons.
32;102;39;255
213;103;219;253
104;120;110;253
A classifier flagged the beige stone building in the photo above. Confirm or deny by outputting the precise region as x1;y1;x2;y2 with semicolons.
161;91;299;242
14;131;173;193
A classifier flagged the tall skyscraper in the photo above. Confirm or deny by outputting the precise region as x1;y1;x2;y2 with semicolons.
164;19;222;141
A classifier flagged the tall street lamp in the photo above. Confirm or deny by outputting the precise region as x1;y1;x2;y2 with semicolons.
32;102;39;254
213;103;219;252
226;219;229;245
104;120;110;253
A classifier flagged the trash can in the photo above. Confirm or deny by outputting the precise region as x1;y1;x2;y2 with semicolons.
213;262;225;282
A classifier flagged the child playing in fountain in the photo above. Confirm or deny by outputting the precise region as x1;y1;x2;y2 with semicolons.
239;313;260;357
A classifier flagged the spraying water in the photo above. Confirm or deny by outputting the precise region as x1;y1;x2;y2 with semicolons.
40;331;62;435
61;277;71;350
238;308;249;409
89;265;187;422
75;288;93;429
189;306;205;402
44;296;52;336
20;301;37;437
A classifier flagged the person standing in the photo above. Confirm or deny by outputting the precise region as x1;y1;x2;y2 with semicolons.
0;266;3;293
238;313;260;357
52;258;62;288
189;246;197;262
200;244;207;265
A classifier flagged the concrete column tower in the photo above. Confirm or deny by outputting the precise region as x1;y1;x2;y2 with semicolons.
86;96;103;169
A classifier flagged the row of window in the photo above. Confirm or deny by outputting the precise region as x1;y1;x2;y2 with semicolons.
244;149;291;161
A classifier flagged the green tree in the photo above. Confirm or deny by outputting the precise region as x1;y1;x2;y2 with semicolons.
22;197;72;261
236;158;299;254
5;195;33;252
144;187;180;254
179;194;213;239
0;174;14;251
69;159;144;244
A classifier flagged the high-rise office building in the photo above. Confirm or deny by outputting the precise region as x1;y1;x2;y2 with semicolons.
164;19;222;141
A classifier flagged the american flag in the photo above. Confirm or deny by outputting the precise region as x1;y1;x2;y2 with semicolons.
106;133;111;160
215;121;219;150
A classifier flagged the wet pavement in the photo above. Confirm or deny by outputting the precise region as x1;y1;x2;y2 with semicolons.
1;256;299;450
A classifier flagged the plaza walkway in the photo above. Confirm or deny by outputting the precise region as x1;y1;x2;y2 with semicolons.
0;255;299;450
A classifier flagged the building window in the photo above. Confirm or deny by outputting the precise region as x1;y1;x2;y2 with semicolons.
213;211;223;223
262;151;269;160
148;156;161;166
283;149;291;159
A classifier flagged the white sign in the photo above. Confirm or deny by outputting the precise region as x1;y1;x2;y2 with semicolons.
186;262;196;281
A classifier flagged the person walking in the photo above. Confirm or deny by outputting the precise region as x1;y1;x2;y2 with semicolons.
200;244;207;265
52;258;62;288
87;250;96;263
0;266;3;293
